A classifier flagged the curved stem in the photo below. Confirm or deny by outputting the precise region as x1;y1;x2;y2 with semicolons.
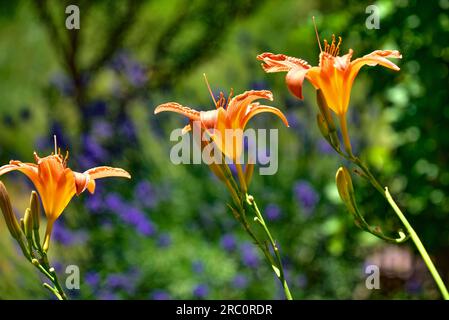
349;155;449;299
248;196;293;300
215;162;293;300
384;188;449;300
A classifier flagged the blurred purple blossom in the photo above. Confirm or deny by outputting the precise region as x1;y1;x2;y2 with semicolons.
52;222;87;246
85;193;104;212
220;234;237;252
250;80;268;91
91;120;113;140
105;193;126;212
240;242;260;268
157;233;172;248
232;274;249;289
317;139;334;154
286;111;300;129
119;118;137;142
85;272;100;288
105;193;156;236
111;51;148;87
192;260;205;274
152;290;171;300
82;134;108;162
98;292;119;300
294;180;319;215
83;100;108;118
135;180;157;208
193;284;209;299
265;204;281;221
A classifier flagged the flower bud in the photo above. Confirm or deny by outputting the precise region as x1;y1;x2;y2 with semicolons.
0;182;22;240
316;113;330;138
335;167;356;214
29;191;40;231
23;208;33;241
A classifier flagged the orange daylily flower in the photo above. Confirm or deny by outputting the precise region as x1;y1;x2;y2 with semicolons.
257;35;402;116
154;89;289;161
0;148;131;251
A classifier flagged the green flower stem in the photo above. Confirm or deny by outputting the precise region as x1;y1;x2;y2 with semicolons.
216;162;293;300
21;226;68;300
246;195;293;300
384;187;449;300
348;153;448;299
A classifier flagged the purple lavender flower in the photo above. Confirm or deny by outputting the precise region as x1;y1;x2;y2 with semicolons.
83;100;108;118
135;180;157;208
294;180;319;215
106;274;130;291
85;272;100;288
317;139;334;154
136;219;156;236
82;134;108;162
240;242;260;268
119;118;136;141
110;51;147;87
105;193;126;212
286;111;300;129
98;292;119;300
126;63;147;87
265;204;281;221
52;222;87;245
52;223;74;245
193;284;209;299
85;193;103;212
192;260;205;274
250;80;268;91
152;290;171;300
91;120;113;140
232;274;249;289
220;234;237;252
157;233;172;248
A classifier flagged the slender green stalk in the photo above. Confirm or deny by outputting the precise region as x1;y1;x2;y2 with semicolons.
384;188;449;299
247;196;293;300
342;147;449;299
216;162;293;300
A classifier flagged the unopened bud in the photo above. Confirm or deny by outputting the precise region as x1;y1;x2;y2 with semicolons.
30;191;40;231
0;182;22;240
24;208;33;241
336;167;356;214
316;113;330;138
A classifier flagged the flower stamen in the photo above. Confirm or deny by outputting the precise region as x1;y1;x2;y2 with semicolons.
324;34;342;57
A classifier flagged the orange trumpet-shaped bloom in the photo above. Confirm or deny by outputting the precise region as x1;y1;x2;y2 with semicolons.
0;149;131;251
257;35;402;116
155;89;289;161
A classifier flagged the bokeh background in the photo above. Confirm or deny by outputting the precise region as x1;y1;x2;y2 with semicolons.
0;0;448;299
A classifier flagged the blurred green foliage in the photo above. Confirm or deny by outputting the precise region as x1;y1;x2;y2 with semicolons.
0;0;448;299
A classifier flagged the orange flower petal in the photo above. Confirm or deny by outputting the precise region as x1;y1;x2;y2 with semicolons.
286;67;310;100
227;90;273;122
154;102;201;121
51;168;76;221
241;103;289;129
257;52;311;73
84;166;131;180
